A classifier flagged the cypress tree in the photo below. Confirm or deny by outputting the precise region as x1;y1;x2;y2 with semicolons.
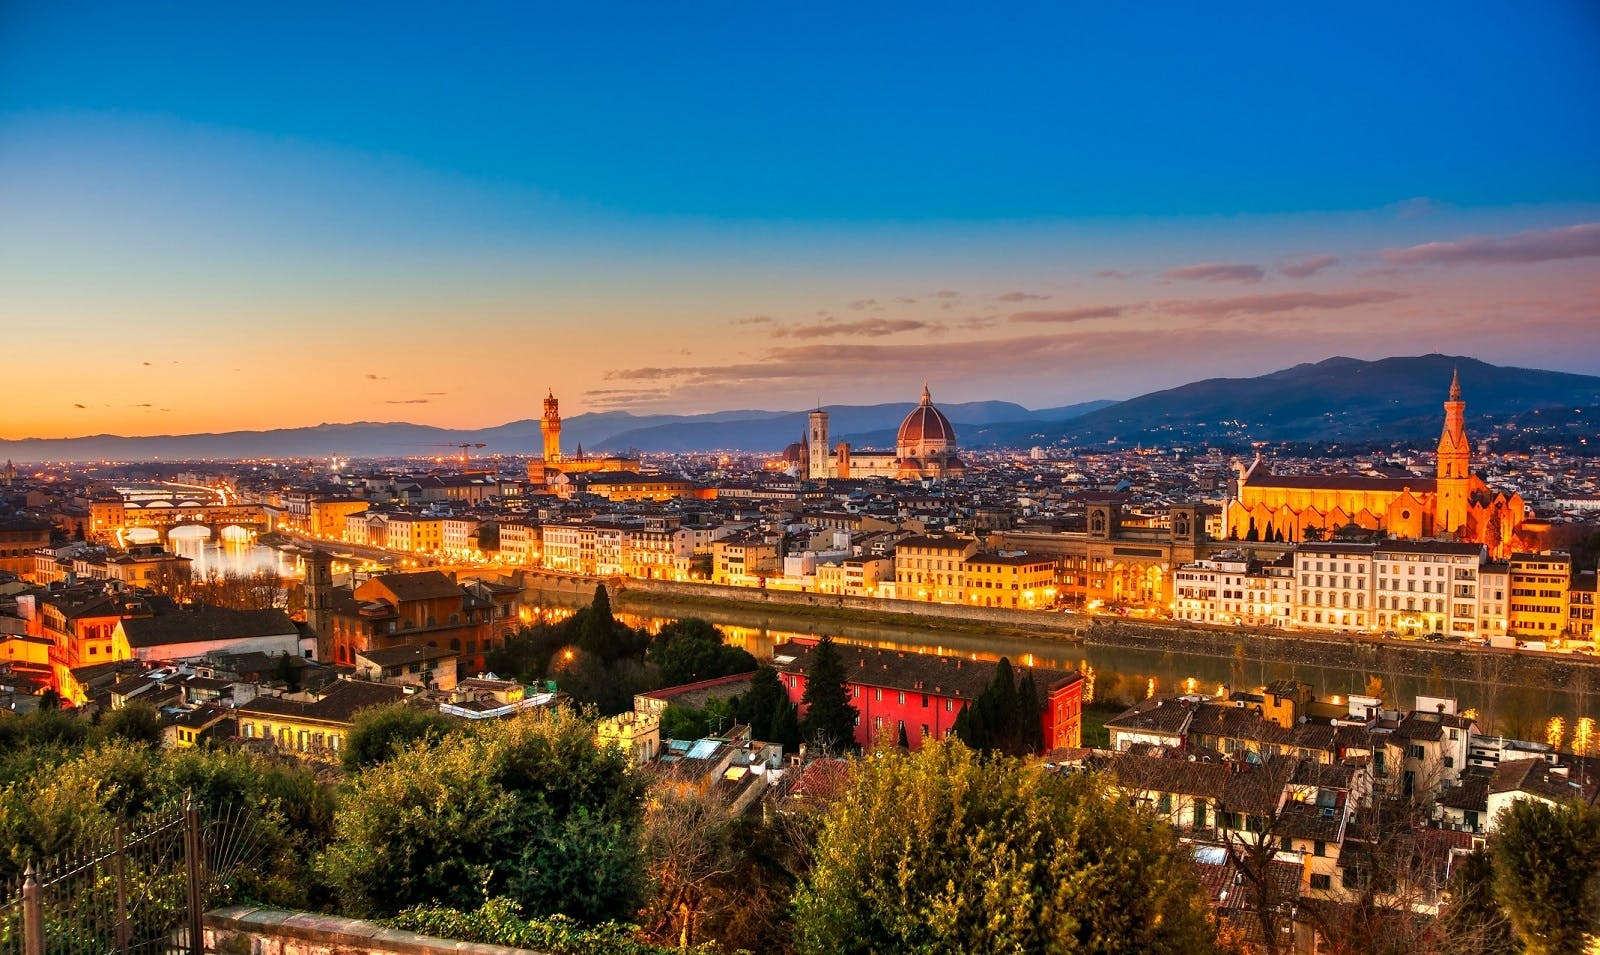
579;584;621;662
799;636;859;753
770;697;803;751
738;665;787;741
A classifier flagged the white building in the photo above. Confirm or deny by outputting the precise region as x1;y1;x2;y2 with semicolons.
1294;542;1376;631
1372;541;1486;638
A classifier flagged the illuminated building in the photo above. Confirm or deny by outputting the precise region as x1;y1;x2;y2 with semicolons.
774;641;1085;751
526;390;640;487
1227;372;1526;556
1372;541;1485;637
799;385;966;482
1507;552;1571;639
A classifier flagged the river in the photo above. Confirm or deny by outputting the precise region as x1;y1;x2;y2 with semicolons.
520;589;1595;742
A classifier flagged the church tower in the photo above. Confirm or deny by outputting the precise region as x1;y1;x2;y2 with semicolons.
541;390;563;465
1434;369;1471;535
807;408;831;481
304;548;335;660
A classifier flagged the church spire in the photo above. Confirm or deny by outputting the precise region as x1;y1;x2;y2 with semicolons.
1449;367;1460;402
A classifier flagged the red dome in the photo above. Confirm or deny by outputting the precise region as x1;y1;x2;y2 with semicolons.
897;386;956;447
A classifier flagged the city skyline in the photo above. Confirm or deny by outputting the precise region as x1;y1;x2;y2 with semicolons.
3;3;1599;439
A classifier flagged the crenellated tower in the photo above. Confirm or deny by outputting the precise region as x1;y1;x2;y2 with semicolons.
1434;369;1471;535
541;390;563;464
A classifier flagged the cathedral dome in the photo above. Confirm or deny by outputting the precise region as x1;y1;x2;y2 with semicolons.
897;385;956;448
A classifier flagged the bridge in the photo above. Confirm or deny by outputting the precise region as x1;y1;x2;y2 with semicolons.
119;502;276;540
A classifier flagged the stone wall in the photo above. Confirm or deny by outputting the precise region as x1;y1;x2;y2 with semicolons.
204;906;545;955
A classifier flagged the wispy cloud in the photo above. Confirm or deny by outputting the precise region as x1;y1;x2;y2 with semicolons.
931;289;961;299
1095;269;1139;279
1159;289;1406;319
1008;305;1125;324
382;398;430;405
1162;263;1265;284
995;291;1051;302
775;317;930;339
1278;255;1340;278
846;298;881;311
73;403;87;409
1383;223;1600;267
365;373;386;381
733;314;773;326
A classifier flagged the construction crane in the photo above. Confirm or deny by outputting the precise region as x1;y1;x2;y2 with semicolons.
416;442;487;472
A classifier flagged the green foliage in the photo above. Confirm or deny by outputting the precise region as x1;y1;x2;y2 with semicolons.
0;739;334;908
340;702;455;771
97;703;164;747
579;584;646;664
389;897;717;955
799;636;857;753
952;657;1043;756
647;618;757;687
793;740;1224;955
1436;848;1515;955
1489;799;1600;955
658;697;739;742
734;665;786;740
321;709;647;923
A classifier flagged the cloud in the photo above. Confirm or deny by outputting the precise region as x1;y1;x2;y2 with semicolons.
957;315;999;331
1159;289;1407;319
1390;196;1441;219
776;318;931;340
128;403;152;408
583;387;672;403
365;373;386;381
1383;223;1600;267
141;361;152;366
1095;269;1139;279
382;399;430;405
846;298;881;311
894;297;918;304
1162;263;1266;284
995;291;1052;302
424;391;448;396
73;403;86;409
1278;255;1340;278
733;314;773;326
1009;305;1125;325
931;289;960;299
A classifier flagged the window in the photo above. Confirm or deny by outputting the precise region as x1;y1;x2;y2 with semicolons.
1314;840;1326;857
875;688;883;702
1311;874;1332;891
897;691;906;705
945;699;953;712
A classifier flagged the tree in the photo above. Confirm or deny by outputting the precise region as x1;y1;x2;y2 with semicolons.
735;666;787;740
97;703;163;747
341;702;455;771
647;618;757;688
798;636;857;753
769;696;802;751
322;710;647;923
1489;799;1600;955
952;657;1042;756
792;739;1225;954
578;584;626;663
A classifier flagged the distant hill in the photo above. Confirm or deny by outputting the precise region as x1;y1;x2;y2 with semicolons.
983;354;1600;448
0;400;1111;462
4;355;1592;461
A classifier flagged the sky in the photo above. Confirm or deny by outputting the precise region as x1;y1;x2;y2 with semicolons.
2;2;1599;438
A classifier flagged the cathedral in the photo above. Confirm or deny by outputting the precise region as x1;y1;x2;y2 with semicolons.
791;384;966;481
1225;371;1526;556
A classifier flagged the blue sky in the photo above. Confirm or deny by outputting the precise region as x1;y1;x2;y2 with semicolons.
1;2;1598;435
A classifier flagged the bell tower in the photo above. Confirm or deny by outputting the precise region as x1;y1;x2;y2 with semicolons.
807;408;830;481
1434;369;1471;535
541;390;563;465
304;548;335;661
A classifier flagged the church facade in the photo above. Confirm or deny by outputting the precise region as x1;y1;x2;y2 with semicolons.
1225;372;1526;556
794;385;966;482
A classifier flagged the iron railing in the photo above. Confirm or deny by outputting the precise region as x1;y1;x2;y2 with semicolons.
0;796;264;955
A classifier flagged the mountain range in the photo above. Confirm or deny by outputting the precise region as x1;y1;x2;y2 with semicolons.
2;355;1595;462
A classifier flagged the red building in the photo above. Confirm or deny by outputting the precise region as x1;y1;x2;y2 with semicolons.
772;641;1084;752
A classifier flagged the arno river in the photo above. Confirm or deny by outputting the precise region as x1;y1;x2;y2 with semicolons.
528;589;1596;742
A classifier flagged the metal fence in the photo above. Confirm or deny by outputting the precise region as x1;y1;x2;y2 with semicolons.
0;797;264;955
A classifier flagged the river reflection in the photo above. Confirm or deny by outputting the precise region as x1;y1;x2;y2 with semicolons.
167;532;302;580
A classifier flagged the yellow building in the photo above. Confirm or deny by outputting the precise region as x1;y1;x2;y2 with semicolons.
893;533;980;603
310;499;369;538
1227;372;1525;556
235;680;408;760
961;552;1056;609
597;710;661;766
1508;552;1571;639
